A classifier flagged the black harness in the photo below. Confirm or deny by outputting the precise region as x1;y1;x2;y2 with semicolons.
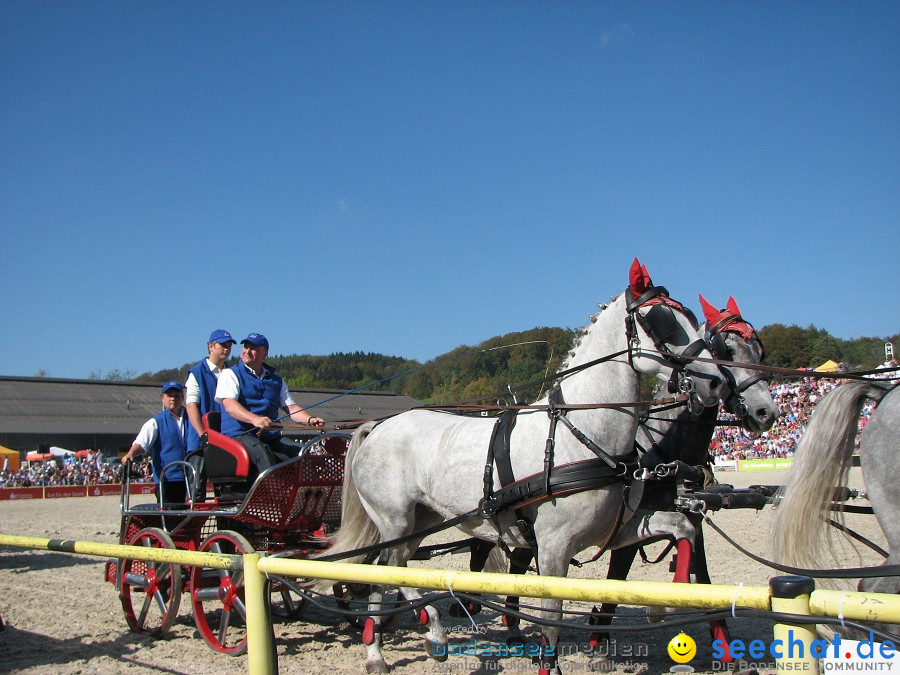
624;286;707;400
480;388;637;565
706;311;768;425
477;285;715;563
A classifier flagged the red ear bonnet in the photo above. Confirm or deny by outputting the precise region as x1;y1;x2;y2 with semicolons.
629;258;653;296
726;296;741;317
699;294;719;324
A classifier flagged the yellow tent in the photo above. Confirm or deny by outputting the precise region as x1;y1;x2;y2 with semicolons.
0;445;20;473
815;359;841;373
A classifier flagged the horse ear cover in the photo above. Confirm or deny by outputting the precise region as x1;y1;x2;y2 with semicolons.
726;296;741;317
698;294;719;324
629;258;653;296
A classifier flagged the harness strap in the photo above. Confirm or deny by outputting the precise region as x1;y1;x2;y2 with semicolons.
701;514;900;579
485;458;633;514
317;508;482;562
482;408;538;556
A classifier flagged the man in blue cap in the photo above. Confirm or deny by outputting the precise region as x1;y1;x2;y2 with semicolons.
215;333;324;474
123;381;190;504
184;329;235;501
185;329;236;452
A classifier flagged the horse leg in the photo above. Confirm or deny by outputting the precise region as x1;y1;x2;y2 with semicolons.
359;509;441;672
448;539;492;618
500;547;532;646
384;521;449;665
394;584;448;662
362;581;390;673
588;544;638;664
687;513;734;663
535;550;570;675
606;510;695;623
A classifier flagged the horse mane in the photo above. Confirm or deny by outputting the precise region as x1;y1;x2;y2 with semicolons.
557;292;622;375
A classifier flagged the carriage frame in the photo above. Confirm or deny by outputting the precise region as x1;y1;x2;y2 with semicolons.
105;418;351;656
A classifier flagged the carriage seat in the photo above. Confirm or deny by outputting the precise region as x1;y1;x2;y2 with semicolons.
201;412;254;498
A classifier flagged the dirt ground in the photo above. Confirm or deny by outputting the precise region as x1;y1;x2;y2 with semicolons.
0;468;889;674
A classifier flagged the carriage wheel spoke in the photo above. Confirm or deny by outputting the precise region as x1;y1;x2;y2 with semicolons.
218;609;233;645
152;588;170;615
137;593;153;627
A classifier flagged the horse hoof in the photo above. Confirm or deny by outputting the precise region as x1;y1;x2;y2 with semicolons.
425;637;449;662
365;660;390;674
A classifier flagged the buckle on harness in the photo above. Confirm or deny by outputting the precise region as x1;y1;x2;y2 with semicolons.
479;496;501;517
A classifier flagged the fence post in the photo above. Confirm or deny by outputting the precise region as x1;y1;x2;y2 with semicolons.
770;575;818;673
243;552;275;674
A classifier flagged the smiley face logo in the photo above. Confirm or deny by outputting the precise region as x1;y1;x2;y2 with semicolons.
667;632;697;663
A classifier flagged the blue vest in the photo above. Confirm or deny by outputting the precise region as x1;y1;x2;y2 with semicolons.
186;359;224;451
150;409;188;482
220;362;283;440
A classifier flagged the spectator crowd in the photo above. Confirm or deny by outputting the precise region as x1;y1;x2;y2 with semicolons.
0;451;153;489
709;376;879;462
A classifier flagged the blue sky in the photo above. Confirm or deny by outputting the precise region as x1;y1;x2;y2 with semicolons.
1;2;897;380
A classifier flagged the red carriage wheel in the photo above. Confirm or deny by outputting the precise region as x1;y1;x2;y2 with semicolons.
119;527;182;636
190;530;253;656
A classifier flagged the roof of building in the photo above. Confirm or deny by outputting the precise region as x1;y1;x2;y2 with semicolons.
0;375;419;436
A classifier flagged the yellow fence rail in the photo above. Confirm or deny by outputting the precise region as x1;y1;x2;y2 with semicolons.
2;533;898;674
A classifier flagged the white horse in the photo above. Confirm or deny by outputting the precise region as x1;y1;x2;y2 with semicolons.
324;259;724;674
772;379;899;621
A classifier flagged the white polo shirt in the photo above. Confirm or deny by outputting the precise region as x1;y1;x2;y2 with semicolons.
185;359;226;405
132;413;188;450
215;362;297;409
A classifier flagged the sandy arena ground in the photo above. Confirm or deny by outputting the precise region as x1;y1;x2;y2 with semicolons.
0;468;890;674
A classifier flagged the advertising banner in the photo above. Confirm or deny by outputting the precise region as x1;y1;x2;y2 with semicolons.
736;458;794;472
45;486;89;499
88;484;125;497
0;487;43;500
0;482;154;500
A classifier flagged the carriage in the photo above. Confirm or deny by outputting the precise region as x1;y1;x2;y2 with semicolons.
104;411;352;655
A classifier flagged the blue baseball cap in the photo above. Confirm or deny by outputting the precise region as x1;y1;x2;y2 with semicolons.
161;381;184;393
208;329;235;345
241;333;269;350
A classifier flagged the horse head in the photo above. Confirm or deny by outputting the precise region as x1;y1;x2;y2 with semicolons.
621;258;722;409
700;294;779;432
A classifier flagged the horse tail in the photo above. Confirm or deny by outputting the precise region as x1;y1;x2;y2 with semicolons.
482;545;509;575
316;421;382;568
772;380;892;581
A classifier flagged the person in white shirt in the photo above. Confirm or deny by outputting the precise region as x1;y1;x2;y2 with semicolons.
183;329;236;501
215;333;324;474
122;381;190;503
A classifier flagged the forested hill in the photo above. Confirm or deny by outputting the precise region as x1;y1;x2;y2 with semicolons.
135;327;575;404
130;323;896;404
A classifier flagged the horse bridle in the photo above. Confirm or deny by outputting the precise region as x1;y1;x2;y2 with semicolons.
706;311;768;425
624;285;708;411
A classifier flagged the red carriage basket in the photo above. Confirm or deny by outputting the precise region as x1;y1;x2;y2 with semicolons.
105;412;349;656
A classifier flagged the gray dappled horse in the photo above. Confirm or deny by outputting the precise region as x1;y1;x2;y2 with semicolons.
322;259;724;674
772;378;899;632
586;294;778;661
